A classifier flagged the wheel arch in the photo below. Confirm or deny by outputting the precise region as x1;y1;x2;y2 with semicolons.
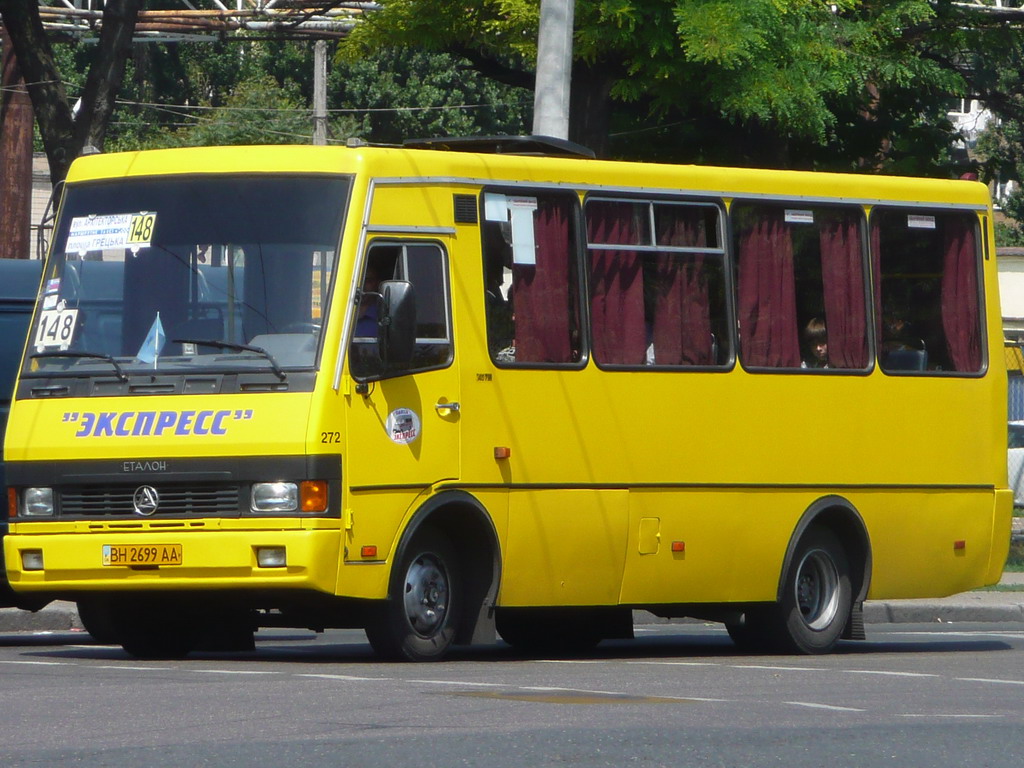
776;495;872;637
393;490;501;646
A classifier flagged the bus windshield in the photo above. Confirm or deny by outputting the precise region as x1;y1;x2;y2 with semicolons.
23;174;349;381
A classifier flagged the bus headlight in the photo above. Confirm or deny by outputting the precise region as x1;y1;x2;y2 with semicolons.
251;482;298;513
23;488;55;517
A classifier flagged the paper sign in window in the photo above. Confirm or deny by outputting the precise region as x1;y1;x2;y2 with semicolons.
65;212;157;254
508;197;538;266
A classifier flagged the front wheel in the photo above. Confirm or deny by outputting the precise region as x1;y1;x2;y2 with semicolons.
769;527;852;654
365;530;461;662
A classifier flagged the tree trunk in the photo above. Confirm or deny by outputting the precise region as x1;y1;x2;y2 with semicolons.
0;0;140;184
0;27;34;259
568;61;615;158
74;0;143;154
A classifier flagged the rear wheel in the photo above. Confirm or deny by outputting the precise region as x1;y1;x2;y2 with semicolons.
725;608;772;653
768;528;852;654
365;530;461;662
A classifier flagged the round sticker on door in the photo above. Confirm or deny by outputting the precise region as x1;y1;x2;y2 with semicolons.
386;408;421;445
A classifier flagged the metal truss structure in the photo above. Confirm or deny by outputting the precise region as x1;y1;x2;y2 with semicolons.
33;1;380;42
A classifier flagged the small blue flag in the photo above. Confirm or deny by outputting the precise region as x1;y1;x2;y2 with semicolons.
137;311;165;365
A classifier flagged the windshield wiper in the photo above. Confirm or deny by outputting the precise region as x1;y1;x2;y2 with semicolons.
30;350;129;382
172;338;287;381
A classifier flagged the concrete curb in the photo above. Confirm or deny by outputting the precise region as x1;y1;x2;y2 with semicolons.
0;601;81;633
863;601;1024;624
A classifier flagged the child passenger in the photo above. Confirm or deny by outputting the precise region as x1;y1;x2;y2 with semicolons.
802;317;829;369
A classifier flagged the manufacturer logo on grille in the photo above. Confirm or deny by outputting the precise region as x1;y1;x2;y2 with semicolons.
132;485;160;516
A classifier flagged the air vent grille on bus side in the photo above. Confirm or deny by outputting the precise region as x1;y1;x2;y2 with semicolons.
453;194;478;224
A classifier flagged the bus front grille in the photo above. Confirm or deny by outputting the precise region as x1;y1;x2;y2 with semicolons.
59;484;241;517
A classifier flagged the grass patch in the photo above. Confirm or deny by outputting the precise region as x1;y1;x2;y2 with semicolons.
1005;538;1024;572
976;584;1024;592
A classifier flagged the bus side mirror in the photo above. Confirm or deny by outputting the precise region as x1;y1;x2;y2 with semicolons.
379;279;416;368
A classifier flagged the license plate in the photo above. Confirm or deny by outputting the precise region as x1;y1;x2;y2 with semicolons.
102;544;182;566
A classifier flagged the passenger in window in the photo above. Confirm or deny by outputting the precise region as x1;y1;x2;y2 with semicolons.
882;308;917;351
356;263;382;338
881;307;928;370
801;317;829;369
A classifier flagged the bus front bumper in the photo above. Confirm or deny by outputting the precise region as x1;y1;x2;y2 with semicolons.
3;527;342;597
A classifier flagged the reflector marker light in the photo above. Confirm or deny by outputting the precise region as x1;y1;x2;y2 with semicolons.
671;541;685;553
953;540;966;551
361;545;378;558
494;447;511;459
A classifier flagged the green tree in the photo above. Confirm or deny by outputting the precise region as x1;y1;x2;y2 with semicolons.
331;47;530;144
341;0;982;169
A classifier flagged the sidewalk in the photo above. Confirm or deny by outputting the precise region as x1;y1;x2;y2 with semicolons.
2;575;1023;636
863;570;1024;624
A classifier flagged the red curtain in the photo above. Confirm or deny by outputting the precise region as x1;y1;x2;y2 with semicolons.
819;213;868;368
514;198;576;363
870;220;882;349
940;217;982;372
586;202;646;365
737;213;800;367
652;210;714;365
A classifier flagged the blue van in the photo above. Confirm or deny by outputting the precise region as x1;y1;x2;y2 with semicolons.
1;259;43;608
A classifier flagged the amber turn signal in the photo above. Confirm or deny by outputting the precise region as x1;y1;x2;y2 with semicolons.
300;480;328;513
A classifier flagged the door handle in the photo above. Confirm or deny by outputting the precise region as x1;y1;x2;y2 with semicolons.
434;400;460;413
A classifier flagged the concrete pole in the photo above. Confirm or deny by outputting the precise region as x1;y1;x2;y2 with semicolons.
313;40;328;146
532;0;574;140
0;28;34;260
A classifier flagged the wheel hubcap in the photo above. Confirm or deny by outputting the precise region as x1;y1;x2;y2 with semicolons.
403;553;449;637
794;548;840;631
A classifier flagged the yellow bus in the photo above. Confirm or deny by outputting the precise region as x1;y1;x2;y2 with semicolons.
3;137;1012;660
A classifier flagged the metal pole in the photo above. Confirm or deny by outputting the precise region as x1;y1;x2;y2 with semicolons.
532;0;574;140
313;39;328;145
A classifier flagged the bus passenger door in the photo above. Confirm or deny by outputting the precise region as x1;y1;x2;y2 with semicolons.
342;240;460;561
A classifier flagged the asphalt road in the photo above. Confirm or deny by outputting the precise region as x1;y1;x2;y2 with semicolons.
2;623;1023;768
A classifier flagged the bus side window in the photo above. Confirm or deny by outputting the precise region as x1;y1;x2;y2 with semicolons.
585;198;730;368
733;203;869;371
873;209;983;374
481;190;582;366
349;241;452;379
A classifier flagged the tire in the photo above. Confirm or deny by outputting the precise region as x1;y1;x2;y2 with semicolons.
725;608;772;653
365;529;461;662
496;608;605;656
768;527;852;654
112;601;194;660
76;600;121;644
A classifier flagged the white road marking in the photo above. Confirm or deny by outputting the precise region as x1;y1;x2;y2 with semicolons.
785;701;866;712
732;665;821;672
297;673;386;682
847;670;939;678
954;677;1024;686
408;679;506;687
0;660;75;666
190;669;279;675
625;661;720;667
94;665;172;671
898;713;1002;719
